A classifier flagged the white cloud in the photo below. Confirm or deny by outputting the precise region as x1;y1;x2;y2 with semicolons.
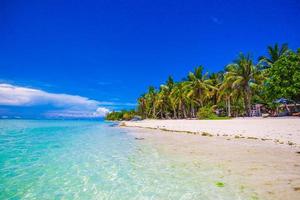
0;83;110;118
45;107;111;118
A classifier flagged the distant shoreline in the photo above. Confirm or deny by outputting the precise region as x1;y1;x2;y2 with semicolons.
121;117;300;147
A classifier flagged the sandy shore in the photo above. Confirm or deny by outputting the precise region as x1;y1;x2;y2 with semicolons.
122;118;300;146
121;120;300;200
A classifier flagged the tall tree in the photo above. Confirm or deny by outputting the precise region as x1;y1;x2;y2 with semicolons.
171;82;189;118
155;84;172;119
144;86;157;118
218;77;234;117
259;43;289;68
209;72;223;105
225;53;259;116
264;49;300;103
137;94;147;118
134;44;298;120
185;66;216;108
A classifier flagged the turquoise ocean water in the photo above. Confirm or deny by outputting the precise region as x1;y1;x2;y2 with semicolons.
0;120;252;200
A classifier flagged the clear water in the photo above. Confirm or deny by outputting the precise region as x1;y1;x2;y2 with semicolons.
0;120;251;200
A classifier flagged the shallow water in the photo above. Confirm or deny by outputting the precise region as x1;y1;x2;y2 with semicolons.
0;120;252;199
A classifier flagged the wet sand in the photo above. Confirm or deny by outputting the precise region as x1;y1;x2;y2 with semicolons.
123;126;300;200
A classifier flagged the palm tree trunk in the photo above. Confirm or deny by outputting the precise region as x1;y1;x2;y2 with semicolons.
173;107;177;119
152;106;156;118
182;103;187;118
191;103;195;118
227;96;231;117
244;89;251;117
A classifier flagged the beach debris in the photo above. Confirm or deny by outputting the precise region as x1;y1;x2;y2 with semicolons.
134;137;145;140
261;138;271;141
287;141;296;146
215;182;225;187
201;132;213;137
247;136;258;140
296;151;300;154
274;139;284;144
234;135;245;139
294;187;300;191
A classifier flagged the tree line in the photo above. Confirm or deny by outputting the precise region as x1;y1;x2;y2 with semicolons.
106;44;300;120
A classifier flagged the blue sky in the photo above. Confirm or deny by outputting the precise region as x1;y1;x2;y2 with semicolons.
0;0;300;118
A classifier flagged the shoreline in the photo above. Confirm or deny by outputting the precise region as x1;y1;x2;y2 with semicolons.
120;120;300;200
121;118;300;147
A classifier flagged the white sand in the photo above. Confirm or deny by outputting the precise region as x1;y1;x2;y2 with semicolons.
123;118;300;146
122;121;300;200
123;117;300;198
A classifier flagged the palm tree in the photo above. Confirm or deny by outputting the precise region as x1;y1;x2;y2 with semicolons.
259;43;289;68
185;66;216;110
143;86;157;118
136;44;287;119
183;82;197;118
209;72;223;105
218;77;244;117
137;94;147;118
171;82;189;118
218;81;232;117
225;53;259;116
164;76;175;118
155;84;170;119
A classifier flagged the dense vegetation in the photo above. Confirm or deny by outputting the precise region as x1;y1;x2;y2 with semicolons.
105;110;136;121
137;44;300;119
106;44;300;120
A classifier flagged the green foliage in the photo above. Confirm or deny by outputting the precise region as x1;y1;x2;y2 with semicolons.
136;44;300;119
264;50;300;102
224;53;260;116
105;110;136;121
197;107;217;119
258;43;289;68
215;182;225;187
250;195;259;200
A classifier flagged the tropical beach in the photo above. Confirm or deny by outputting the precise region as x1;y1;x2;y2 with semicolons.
1;119;299;200
124;125;300;200
118;118;300;200
1;0;300;199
